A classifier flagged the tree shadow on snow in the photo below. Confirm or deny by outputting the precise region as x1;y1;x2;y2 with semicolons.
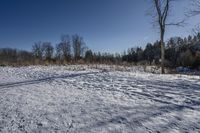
0;72;98;89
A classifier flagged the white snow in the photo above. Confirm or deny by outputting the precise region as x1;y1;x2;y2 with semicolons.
0;65;200;133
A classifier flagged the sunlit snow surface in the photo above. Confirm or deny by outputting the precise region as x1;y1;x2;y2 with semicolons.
0;65;200;133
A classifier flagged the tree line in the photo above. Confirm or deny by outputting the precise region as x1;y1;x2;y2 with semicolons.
0;33;200;69
31;34;87;64
122;34;200;68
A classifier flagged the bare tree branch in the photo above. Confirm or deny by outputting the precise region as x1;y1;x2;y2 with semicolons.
166;20;186;27
186;0;200;34
187;0;200;17
192;23;200;35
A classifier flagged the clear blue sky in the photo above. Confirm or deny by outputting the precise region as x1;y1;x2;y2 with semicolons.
0;0;199;53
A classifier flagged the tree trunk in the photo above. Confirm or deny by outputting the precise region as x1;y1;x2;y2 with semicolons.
160;29;165;74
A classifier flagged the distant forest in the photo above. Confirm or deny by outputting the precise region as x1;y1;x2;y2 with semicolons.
0;33;200;68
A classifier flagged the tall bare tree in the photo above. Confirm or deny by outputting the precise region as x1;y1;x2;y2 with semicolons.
150;0;184;74
187;0;200;34
32;42;43;60
42;42;54;61
72;34;86;61
56;35;71;62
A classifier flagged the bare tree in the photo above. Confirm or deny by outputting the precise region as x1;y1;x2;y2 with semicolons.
72;34;86;61
42;42;54;61
32;42;43;60
150;0;184;74
56;35;71;62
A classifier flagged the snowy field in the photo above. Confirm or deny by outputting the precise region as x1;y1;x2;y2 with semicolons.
0;65;200;133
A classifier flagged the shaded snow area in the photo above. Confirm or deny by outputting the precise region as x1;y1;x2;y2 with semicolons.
0;66;200;133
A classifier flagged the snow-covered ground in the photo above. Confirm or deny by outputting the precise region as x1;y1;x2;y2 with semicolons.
0;65;200;133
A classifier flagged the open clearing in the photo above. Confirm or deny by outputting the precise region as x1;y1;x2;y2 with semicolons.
0;66;200;133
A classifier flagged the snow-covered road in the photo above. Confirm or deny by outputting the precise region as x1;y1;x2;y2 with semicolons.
0;66;200;133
